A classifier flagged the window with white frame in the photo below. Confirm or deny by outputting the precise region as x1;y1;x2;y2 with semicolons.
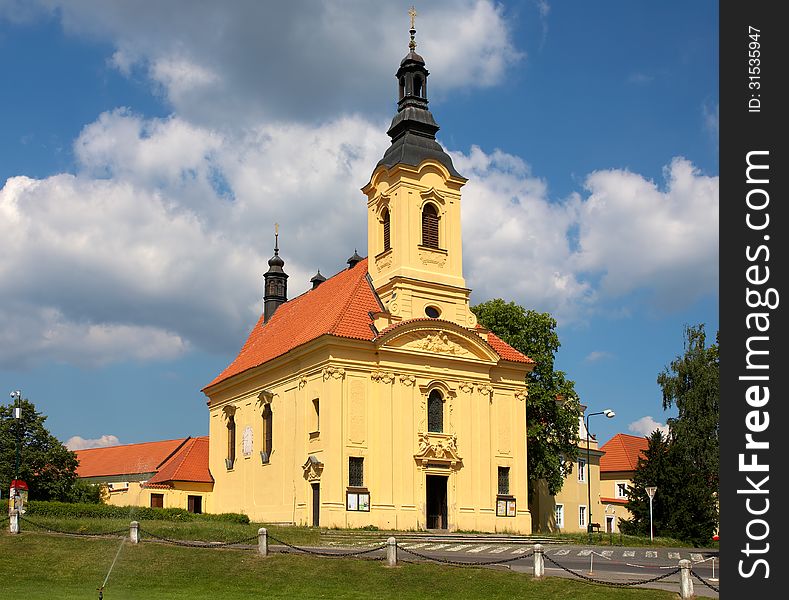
555;504;564;528
577;458;586;482
579;505;587;528
616;482;628;499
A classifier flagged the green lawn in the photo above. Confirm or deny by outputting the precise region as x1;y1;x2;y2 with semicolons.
1;530;678;600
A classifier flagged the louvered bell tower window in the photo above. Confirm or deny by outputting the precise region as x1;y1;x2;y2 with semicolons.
421;204;439;249
382;208;391;252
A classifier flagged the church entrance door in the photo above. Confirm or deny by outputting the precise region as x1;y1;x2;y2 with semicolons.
426;475;448;530
311;483;320;527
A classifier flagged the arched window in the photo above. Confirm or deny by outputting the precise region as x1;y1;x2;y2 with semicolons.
382;208;391;252
421;203;439;249
427;390;443;433
262;405;273;462
226;414;236;467
414;75;423;97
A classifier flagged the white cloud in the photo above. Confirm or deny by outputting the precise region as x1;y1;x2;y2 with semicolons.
584;351;613;363
65;434;121;450
19;0;521;127
0;106;718;368
628;416;669;438
573;157;719;311
703;101;719;141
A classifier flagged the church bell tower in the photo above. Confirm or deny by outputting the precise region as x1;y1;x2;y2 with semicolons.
362;11;477;329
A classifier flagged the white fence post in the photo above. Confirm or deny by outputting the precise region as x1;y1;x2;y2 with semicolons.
679;559;694;599
533;544;544;579
129;521;139;544
9;509;20;534
386;536;397;567
258;527;268;557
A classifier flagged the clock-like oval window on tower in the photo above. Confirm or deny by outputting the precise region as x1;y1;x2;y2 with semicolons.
425;305;441;319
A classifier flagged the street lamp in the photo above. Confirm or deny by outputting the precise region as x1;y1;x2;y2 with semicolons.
586;408;615;539
645;486;657;542
10;390;22;481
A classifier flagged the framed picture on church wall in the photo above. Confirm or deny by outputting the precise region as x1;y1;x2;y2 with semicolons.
496;499;507;517
358;493;370;512
346;491;371;512
506;499;516;517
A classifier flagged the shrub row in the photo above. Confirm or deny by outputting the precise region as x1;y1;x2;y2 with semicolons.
26;501;249;524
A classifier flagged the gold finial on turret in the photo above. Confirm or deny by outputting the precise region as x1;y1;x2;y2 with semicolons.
408;6;417;50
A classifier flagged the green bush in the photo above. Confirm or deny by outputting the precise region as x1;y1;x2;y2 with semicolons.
26;500;249;524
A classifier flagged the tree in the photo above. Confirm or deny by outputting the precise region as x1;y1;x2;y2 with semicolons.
620;430;672;537
657;324;719;544
621;324;719;545
472;299;581;496
0;397;88;502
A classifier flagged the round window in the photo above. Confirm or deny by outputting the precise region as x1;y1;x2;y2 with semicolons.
425;306;441;319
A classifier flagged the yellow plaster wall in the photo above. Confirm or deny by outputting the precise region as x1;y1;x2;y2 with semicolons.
205;330;533;533
531;447;605;533
104;481;213;514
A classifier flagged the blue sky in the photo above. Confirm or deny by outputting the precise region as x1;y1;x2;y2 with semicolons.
0;1;718;450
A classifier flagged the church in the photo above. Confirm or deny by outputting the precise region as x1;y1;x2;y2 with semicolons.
200;20;535;534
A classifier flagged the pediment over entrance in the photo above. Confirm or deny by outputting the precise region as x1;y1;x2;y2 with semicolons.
376;320;499;363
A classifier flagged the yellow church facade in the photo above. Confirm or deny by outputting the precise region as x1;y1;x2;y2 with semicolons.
201;24;535;533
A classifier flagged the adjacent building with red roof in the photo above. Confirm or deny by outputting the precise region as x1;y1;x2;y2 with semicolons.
75;436;213;513
599;433;650;527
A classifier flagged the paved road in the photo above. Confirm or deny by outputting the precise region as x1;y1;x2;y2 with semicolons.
293;541;720;598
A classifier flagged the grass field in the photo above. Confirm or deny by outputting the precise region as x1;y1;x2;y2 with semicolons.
1;530;679;600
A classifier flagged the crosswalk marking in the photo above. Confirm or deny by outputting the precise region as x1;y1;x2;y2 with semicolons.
601;550;613;557
646;551;658;558
690;553;704;562
489;546;510;554
668;552;680;560
445;545;467;552
511;547;530;554
623;551;635;557
401;543;429;549
468;545;492;553
554;549;570;555
578;550;592;556
424;544;449;551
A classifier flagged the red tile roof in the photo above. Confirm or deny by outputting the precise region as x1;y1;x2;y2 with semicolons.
206;259;534;389
75;438;189;478
481;329;534;364
600;433;650;472
148;436;213;484
205;259;379;388
600;497;628;505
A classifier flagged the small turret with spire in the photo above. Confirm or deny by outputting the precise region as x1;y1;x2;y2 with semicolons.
263;224;288;322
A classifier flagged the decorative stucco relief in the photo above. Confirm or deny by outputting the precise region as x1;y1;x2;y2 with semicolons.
418;249;447;268
414;432;462;466
322;366;346;380
302;456;323;481
371;370;394;384
399;374;417;386
406;331;469;356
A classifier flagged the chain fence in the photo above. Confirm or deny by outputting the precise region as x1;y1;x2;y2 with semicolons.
397;544;533;567
19;516;127;537
543;553;682;588
6;518;718;596
691;569;720;593
137;527;259;548
267;533;386;560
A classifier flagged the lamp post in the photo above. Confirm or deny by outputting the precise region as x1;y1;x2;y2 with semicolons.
585;408;615;539
10;390;22;481
645;486;657;542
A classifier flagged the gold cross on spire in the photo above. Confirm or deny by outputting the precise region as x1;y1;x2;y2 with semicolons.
409;6;417;30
